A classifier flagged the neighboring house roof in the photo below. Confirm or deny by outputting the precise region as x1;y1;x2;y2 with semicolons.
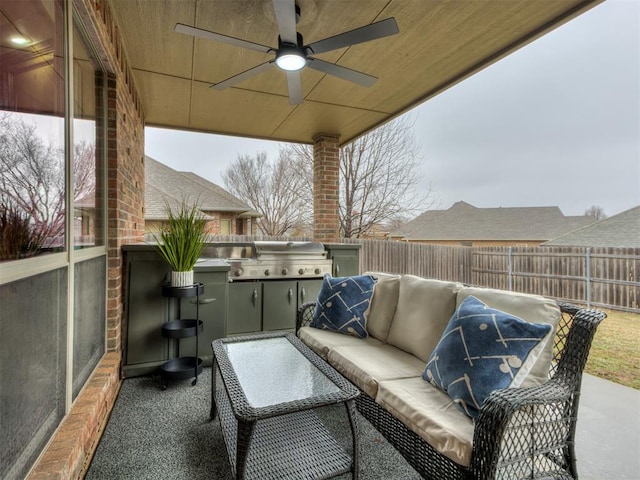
145;156;259;220
395;201;595;241
543;206;640;248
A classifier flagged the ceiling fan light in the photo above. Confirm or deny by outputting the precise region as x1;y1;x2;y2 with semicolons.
11;36;29;46
275;50;306;71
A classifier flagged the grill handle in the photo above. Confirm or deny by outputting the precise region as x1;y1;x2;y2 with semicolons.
301;286;306;302
252;288;258;306
288;287;293;304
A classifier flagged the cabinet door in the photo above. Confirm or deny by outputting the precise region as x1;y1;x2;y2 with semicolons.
125;255;170;366
298;279;323;305
227;282;262;334
325;244;360;277
180;281;227;362
263;280;298;331
331;253;359;277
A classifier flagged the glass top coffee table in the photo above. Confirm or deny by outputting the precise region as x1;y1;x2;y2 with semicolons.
211;332;360;479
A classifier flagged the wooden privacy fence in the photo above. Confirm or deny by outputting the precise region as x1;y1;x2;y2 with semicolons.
340;239;473;283
472;246;640;313
347;240;639;313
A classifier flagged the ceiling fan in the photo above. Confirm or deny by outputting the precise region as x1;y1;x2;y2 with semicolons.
174;0;399;105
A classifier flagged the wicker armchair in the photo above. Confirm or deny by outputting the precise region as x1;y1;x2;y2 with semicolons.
296;300;605;480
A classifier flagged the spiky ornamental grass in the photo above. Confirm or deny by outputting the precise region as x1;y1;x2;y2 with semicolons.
0;204;46;260
154;199;207;272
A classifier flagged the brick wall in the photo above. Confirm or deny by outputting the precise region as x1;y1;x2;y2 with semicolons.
78;0;146;353
313;134;340;242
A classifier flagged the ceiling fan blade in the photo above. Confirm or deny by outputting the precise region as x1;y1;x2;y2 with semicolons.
286;71;303;105
174;23;272;54
307;58;377;87
272;0;297;44
306;17;399;55
211;61;275;90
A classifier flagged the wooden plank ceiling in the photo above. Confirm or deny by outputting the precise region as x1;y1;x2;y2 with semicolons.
108;0;601;145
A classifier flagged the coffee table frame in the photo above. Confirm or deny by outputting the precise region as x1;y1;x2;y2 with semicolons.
211;332;360;479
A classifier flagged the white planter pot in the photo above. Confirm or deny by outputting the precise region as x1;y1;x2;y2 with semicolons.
171;270;194;287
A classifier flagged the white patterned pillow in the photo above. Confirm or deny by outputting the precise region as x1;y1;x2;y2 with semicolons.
422;295;553;418
311;274;377;338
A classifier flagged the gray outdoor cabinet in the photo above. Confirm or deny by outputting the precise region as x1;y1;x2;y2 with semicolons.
122;245;230;377
226;278;323;334
227;281;262;335
324;243;361;276
123;246;172;377
262;280;298;331
298;278;323;307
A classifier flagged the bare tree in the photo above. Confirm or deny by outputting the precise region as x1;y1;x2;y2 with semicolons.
282;116;435;238
0;114;65;241
222;151;308;236
0;113;97;246
584;205;607;220
74;140;97;203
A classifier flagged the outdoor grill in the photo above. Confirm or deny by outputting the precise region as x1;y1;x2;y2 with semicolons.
201;241;333;281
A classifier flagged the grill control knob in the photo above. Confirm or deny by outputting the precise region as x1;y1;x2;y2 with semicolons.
264;269;271;276
314;268;321;275
298;268;305;275
281;268;288;275
234;268;243;277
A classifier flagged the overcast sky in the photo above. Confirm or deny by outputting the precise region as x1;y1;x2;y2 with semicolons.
146;0;639;218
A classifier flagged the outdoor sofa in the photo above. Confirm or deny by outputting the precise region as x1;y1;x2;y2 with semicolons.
296;273;605;479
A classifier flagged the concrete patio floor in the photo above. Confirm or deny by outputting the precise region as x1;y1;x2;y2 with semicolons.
576;374;640;479
86;370;639;479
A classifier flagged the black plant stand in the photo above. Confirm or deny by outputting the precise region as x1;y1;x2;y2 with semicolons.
160;282;204;389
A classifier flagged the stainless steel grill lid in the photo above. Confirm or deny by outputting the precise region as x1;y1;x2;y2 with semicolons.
253;241;327;259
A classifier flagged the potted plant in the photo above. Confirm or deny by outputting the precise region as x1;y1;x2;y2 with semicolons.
153;198;207;287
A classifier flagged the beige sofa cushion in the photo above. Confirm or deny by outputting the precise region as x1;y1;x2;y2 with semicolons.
363;271;401;342
327;344;425;398
376;377;474;466
386;276;462;362
298;326;383;360
456;287;561;387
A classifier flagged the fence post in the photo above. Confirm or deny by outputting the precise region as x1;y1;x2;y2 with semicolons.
585;247;591;309
508;247;513;291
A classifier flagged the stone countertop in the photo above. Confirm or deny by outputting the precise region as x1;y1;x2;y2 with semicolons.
122;243;231;272
194;258;230;272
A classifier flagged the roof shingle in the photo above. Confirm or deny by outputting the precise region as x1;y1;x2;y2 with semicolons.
145;156;259;220
396;201;596;241
543;206;640;248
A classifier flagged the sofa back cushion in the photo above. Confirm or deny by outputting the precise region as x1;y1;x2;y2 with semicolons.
386;275;462;362
456;287;561;387
363;271;401;342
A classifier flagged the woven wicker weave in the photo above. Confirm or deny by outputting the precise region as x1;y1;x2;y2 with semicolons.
211;332;360;479
296;299;605;480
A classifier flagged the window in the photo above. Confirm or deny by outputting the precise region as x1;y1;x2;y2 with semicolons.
0;0;66;261
220;219;231;235
73;24;105;248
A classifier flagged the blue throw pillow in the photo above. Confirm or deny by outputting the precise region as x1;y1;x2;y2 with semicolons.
311;274;377;338
422;295;553;418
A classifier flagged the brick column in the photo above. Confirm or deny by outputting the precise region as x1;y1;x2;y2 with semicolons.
313;134;340;242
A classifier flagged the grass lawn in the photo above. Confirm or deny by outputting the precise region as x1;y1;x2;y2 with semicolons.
584;308;640;390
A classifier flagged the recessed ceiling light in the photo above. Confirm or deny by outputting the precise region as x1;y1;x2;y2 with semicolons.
11;36;29;46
